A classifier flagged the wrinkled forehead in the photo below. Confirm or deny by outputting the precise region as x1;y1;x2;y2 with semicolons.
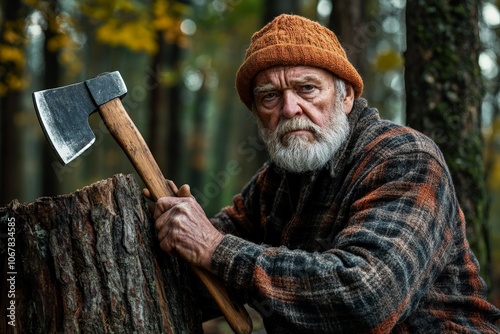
253;66;334;89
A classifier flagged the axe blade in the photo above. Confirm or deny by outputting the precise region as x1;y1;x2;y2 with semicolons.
33;82;97;165
33;71;127;165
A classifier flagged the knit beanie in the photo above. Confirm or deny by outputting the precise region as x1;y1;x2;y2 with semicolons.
236;14;363;110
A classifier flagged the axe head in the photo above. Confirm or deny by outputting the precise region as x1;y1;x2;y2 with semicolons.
33;71;127;165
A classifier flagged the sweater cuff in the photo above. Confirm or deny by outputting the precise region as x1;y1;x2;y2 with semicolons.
211;234;264;290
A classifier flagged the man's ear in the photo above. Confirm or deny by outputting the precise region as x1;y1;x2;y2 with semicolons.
343;84;355;115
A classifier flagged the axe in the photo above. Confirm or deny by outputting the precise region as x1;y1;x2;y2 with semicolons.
32;71;252;334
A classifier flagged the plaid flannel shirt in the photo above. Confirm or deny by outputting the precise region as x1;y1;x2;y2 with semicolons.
209;99;500;333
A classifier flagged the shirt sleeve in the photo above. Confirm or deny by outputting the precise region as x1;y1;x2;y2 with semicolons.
210;150;461;332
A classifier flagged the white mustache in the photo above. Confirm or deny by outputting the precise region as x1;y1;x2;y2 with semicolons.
276;117;321;138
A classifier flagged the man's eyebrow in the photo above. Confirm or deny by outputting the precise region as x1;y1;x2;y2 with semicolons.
253;75;323;95
291;75;322;85
253;75;321;95
253;83;277;95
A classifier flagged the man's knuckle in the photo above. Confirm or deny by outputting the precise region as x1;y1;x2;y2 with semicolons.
174;202;190;214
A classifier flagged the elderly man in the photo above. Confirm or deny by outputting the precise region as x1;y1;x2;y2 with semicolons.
152;14;500;333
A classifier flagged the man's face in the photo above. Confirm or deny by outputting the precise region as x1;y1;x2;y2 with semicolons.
252;66;354;172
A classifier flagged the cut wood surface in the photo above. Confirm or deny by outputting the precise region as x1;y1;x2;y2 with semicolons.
0;174;203;334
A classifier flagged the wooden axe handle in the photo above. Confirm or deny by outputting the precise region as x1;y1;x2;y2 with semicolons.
98;98;252;334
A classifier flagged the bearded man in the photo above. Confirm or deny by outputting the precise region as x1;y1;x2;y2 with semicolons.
151;14;500;333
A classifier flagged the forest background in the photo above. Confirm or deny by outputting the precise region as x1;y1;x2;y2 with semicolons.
1;0;499;325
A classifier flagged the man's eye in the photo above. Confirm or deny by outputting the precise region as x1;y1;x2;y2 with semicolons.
263;92;278;100
301;85;315;92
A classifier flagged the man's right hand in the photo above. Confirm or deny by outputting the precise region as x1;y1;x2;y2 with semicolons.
143;180;224;270
142;179;186;200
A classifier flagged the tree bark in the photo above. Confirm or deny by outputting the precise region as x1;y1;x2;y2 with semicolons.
0;174;203;333
405;0;490;278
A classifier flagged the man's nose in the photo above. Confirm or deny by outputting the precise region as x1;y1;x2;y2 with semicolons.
281;90;303;118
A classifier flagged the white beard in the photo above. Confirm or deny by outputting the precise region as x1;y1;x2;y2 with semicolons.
257;101;350;173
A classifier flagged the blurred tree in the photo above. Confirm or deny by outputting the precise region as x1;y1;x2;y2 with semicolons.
149;35;183;179
0;0;28;205
329;0;370;79
180;0;267;216
263;0;300;23
405;0;491;279
481;0;500;307
40;0;63;198
78;0;188;182
148;0;189;181
190;60;212;190
21;0;85;198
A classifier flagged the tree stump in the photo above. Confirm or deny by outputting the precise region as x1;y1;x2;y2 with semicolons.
0;174;204;334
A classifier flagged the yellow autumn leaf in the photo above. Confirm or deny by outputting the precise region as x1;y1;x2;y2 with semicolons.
0;71;27;94
3;26;25;45
7;74;24;90
154;15;176;31
0;46;24;66
153;0;189;33
96;19;157;54
374;50;403;72
114;0;136;12
47;34;71;52
154;0;169;14
171;1;190;16
79;5;110;20
80;0;190;51
80;0;137;20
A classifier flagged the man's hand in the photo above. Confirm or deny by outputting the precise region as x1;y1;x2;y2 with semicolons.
150;182;224;270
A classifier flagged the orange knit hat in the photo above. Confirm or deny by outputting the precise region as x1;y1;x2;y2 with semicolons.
236;14;363;110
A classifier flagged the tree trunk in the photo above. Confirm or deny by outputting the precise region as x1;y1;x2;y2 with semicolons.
0;91;21;207
329;0;369;80
40;0;63;198
263;0;301;24
0;174;203;333
405;0;490;278
149;33;183;181
0;0;26;206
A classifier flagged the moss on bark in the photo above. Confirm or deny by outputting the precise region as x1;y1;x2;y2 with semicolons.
405;0;490;280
